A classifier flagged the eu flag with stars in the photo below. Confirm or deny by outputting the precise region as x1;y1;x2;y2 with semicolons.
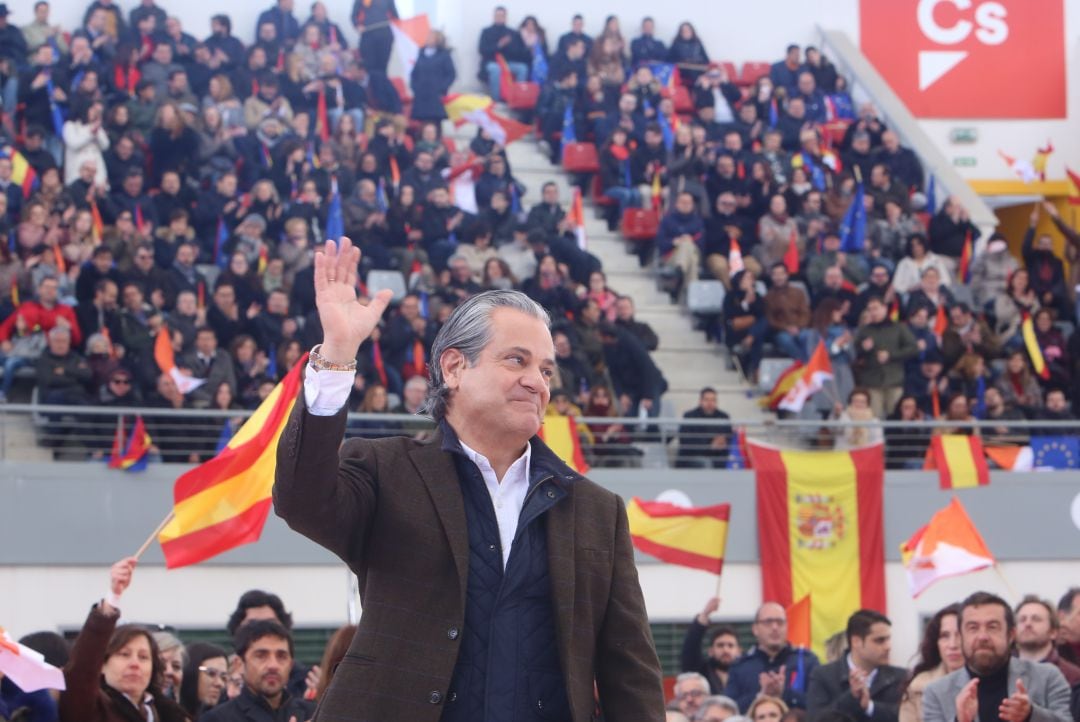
839;182;867;253
1031;437;1079;469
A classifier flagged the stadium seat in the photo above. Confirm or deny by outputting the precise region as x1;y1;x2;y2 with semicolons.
590;175;616;207
366;270;408;301
721;62;739;83
686;280;726;315
505;81;540;110
739;61;771;86
672;85;694;115
620;208;660;241
561;142;600;174
758;357;795;392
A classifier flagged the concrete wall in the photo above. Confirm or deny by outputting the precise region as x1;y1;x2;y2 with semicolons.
4;460;1080;664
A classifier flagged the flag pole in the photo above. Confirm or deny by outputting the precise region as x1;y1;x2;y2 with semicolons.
133;511;175;561
993;563;1018;600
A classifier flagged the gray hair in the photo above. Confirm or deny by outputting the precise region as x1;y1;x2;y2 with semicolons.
47;326;71;341
423;290;549;422
674;671;709;696
695;696;740;720
151;631;188;664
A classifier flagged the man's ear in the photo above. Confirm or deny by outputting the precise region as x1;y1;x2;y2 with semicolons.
441;348;465;390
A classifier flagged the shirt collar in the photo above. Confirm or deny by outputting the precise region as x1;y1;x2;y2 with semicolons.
458;436;531;483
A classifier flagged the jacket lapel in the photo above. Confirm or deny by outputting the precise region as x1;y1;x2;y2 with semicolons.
408;431;469;610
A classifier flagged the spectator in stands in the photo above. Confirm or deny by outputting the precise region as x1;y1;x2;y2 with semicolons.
832;388;883;449
667;22;708;85
614;295;659;351
921;591;1071;722
22;1;68;57
62;99;110;188
180;326;237;408
76;277;121;351
905;267;954;319
598;323;666;417
677;386;731;467
855;296;918;419
630;16;665;66
681;597;742;694
770;44;803;92
941;303;998;369
981;386;1027;446
808;297;854;400
2;275;82;346
885;395;929;470
1036;388;1076;431
202;619;314;721
59;558;188;722
927;197;977;272
992;269;1039;346
806;230;867;294
893;234;952;295
179;642;228;718
726;602;820;712
675;672;712;719
969;233;1019;310
723;269;767;380
1023;206;1070;321
765;262;811;361
555;13;591;56
1015;596;1080;690
657;192;704;300
478;7;528;101
874;130;922;192
756;194;799;271
807;609;904;722
898;604;963;722
410;30;456;124
905;348;947;418
794;71;826;124
867;163;909;220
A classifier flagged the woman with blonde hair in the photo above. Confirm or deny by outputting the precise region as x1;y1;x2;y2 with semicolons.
204;73;245;131
748;695;789;722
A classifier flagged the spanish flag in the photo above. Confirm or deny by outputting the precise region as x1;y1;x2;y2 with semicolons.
495;53;513;102
1066;166;1080;205
760;359;804;410
926;435;990;489
538;414;589;474
626;498;730;574
749;441;886;658
1021;313;1051;380
157;354;307;568
900;497;994;597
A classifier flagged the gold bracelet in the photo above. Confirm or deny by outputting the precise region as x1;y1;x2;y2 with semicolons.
308;344;358;373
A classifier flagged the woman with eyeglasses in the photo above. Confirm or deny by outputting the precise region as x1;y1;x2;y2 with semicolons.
179;643;228;717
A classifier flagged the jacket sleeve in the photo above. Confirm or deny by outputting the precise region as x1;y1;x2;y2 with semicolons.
1029;666;1073;722
893;325;919;362
679;619;707;673
59;604;117;722
920;681;949;722
273;385;379;565
725;662;757;713
594;494;666;722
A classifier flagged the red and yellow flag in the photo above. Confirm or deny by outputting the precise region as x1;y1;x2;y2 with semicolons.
784;228;800;275
1066;167;1080;205
926;435;990;489
1021;313;1051;380
760;359;804;410
626;498;730;574
157;354;307;568
495;53;513;101
538;415;590;474
749;441;885;658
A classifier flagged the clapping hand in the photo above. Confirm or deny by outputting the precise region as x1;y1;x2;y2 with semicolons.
999;679;1031;722
316;237;393;363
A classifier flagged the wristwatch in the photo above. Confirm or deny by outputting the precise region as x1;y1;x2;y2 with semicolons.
308;344;357;372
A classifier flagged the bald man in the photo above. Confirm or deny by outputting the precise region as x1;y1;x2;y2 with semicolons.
725;601;821;712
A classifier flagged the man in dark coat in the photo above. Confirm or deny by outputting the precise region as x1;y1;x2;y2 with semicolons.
274;241;665;722
726;601;821;711
807;609;906;722
630;17;666;66
680;596;743;693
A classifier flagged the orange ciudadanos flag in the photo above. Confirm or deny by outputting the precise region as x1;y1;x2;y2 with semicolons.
626;498;730;574
899;496;994;597
748;440;885;658
157;353;307;568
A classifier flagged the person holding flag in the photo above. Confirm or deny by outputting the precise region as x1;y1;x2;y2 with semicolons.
273;238;664;720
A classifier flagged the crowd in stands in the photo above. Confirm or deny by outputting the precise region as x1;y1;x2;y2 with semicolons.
0;0;1077;469
7;556;1080;722
670;589;1080;722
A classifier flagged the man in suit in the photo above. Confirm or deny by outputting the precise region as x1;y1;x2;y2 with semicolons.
807;609;906;722
923;591;1072;722
273;237;664;722
180;327;236;408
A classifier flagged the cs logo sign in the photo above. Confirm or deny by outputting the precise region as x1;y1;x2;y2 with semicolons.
860;0;1065;118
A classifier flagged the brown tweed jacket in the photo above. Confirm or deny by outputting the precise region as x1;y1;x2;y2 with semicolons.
273;393;665;722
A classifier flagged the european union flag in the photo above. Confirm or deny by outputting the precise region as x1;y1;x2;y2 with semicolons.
725;438;745;469
375;178;389;213
658;109;674;152
44;74;66;138
839;181;867;253
214;216;230;268
560;102;576;154
531;42;548;85
1031;437;1079;469
926;174;937;215
647;62;677;90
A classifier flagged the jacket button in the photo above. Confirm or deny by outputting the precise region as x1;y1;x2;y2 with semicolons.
546;489;556;499
488;544;497;552
429;691;442;704
448;692;457;703
447;626;459;640
537;699;544;711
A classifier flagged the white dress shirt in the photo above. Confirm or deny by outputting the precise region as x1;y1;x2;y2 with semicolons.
303;357;533;570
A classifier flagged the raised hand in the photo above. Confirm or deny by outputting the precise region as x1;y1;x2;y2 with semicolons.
1000;679;1031;722
697;596;721;625
955;678;979;722
316;237;393;363
104;557;138;613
